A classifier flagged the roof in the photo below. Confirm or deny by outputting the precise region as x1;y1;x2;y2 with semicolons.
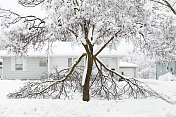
119;61;138;68
0;41;130;57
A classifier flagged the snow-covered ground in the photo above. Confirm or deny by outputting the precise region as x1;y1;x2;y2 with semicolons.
159;72;176;81
0;79;176;117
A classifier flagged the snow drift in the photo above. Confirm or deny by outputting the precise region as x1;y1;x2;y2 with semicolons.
158;72;176;81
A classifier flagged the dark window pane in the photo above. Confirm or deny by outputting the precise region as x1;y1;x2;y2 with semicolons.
40;58;47;66
68;58;72;67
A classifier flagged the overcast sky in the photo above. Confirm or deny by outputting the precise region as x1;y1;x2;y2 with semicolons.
0;0;45;17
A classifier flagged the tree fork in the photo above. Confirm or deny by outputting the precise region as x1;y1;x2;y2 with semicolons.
82;21;94;101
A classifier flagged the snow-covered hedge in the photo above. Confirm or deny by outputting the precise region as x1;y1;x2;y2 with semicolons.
158;72;176;81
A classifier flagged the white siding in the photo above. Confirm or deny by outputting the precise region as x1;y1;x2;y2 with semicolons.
23;57;27;71
3;57;48;80
11;57;15;71
50;56;120;73
109;57;119;72
119;67;136;78
50;57;68;73
2;56;121;80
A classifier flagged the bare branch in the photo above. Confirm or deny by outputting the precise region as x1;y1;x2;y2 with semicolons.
8;53;86;99
91;25;95;42
0;8;21;25
150;0;167;6
38;53;86;94
145;84;176;104
67;28;78;38
65;53;86;80
163;0;176;15
0;8;45;29
151;0;176;15
94;30;121;57
94;57;125;80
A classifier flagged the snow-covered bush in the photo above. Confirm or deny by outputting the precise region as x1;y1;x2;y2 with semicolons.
122;49;156;79
158;72;176;81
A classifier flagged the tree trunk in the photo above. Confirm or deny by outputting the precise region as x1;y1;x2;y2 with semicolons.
83;55;93;101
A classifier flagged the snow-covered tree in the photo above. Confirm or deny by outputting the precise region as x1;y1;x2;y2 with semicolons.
150;0;176;15
131;0;176;61
122;48;156;79
1;0;173;102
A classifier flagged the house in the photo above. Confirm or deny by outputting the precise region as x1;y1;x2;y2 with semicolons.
0;58;2;78
156;61;176;79
0;42;138;80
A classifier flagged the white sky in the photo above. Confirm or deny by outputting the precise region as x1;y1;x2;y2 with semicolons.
0;0;46;17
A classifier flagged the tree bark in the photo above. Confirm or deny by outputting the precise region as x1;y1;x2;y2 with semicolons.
82;20;94;101
82;54;93;101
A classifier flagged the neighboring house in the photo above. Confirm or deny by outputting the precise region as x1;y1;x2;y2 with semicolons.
156;61;176;79
0;42;138;80
0;59;2;78
119;61;138;78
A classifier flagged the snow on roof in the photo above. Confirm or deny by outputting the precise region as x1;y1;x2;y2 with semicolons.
119;61;138;68
0;41;130;57
46;41;129;57
0;58;2;62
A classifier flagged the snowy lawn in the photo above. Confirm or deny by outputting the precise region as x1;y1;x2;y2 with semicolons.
0;79;176;117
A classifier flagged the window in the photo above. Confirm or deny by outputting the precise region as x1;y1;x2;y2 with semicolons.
15;57;23;70
11;57;26;71
39;58;47;67
170;68;173;72
102;58;109;68
68;57;85;67
121;72;124;75
166;66;169;71
68;58;72;67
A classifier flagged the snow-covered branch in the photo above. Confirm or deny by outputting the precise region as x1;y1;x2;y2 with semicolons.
151;0;176;15
94;30;121;57
18;0;45;7
94;57;126;80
